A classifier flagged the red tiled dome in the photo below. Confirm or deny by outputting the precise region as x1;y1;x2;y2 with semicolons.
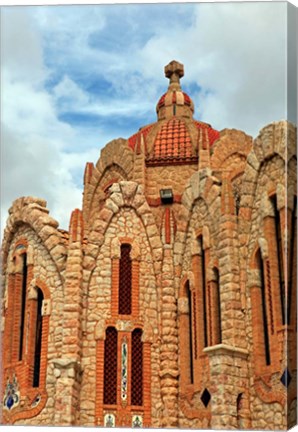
127;61;220;165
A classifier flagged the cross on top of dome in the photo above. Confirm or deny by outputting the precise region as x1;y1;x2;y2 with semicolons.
165;60;184;90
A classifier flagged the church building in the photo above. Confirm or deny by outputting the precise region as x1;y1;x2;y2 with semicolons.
1;61;296;429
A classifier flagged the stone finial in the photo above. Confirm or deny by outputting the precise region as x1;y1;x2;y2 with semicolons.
165;60;184;89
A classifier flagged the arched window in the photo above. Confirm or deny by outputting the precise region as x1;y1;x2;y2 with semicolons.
131;328;143;406
185;281;194;384
271;195;285;324
119;244;132;315
198;236;208;347
256;249;271;366
104;327;118;405
19;253;28;361
33;288;44;387
211;268;222;345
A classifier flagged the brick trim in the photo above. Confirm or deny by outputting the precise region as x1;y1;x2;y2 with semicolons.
95;339;105;425
2;251;51;424
96;325;150;427
178;279;193;388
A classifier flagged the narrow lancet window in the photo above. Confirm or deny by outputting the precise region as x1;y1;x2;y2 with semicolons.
119;244;132;315
271;195;285;324
186;281;194;384
257;249;271;365
33;288;44;387
19;253;27;361
198;236;208;347
213;268;222;344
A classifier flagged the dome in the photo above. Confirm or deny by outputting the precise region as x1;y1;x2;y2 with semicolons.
128;61;220;165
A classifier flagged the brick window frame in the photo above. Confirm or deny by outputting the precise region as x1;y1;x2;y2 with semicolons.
250;244;279;376
2;238;51;423
270;194;286;324
192;234;211;353
178;278;195;389
262;193;285;330
207;267;222;346
260;190;296;379
288;196;297;326
182;229;212;401
3;240;31;370
26;279;51;390
287;197;297;377
96;322;151;427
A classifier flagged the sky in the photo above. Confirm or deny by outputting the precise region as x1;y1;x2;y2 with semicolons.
0;2;292;236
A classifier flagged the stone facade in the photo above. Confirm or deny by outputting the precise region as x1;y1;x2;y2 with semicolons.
1;61;297;429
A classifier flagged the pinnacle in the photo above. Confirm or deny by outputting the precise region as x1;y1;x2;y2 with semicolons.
164;60;184;89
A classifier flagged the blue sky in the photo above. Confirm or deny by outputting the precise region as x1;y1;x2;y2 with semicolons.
1;2;290;234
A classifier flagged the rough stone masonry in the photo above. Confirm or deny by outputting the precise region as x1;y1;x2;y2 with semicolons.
1;60;297;429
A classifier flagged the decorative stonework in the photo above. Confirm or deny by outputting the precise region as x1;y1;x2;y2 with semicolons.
1;59;296;430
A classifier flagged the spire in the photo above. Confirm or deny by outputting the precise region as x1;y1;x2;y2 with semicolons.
165;60;184;90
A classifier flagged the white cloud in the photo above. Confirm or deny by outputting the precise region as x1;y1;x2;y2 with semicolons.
0;9;99;237
139;2;287;133
1;3;289;241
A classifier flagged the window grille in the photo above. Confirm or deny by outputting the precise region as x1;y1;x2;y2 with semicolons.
131;328;143;406
119;244;132;315
104;327;118;405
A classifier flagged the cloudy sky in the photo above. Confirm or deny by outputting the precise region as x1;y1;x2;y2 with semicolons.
1;2;290;236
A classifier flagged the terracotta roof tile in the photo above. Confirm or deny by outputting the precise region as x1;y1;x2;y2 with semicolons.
147;118;196;165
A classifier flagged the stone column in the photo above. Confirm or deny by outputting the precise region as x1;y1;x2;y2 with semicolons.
218;174;246;349
206;174;251;429
160;209;179;427
204;345;250;429
53;209;84;425
52;358;82;425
